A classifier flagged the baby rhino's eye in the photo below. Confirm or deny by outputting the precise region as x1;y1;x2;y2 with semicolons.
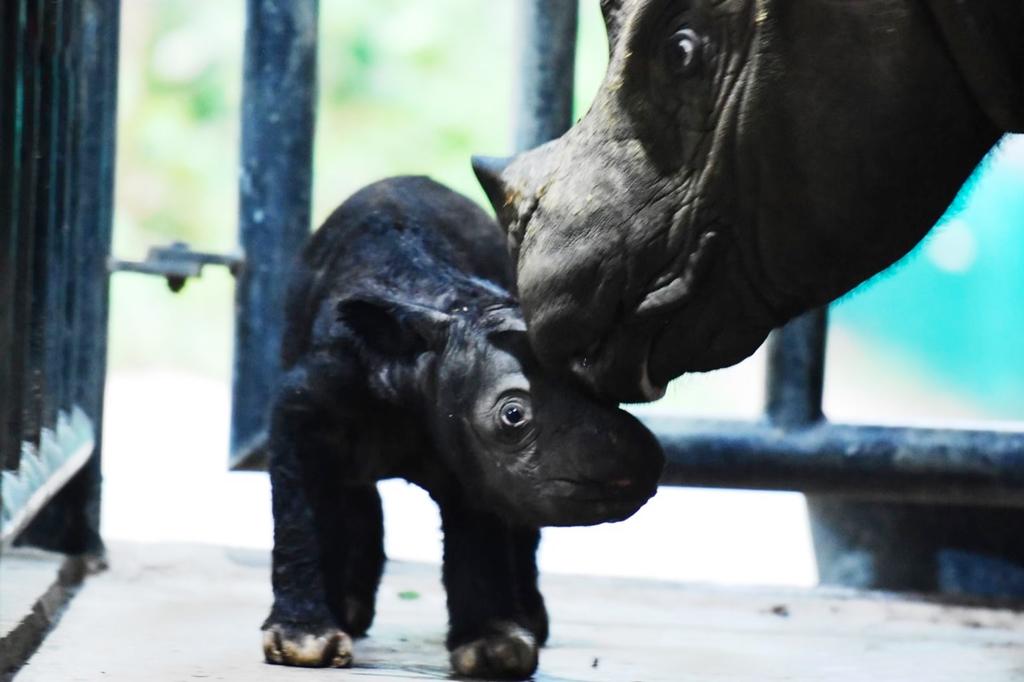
668;26;702;76
502;404;525;426
499;398;530;429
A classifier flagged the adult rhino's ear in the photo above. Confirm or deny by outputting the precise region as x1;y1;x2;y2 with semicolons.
337;296;453;358
471;155;515;226
471;152;543;259
600;0;626;54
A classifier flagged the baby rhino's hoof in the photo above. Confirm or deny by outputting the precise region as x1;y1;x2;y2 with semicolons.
450;623;538;680
262;623;353;668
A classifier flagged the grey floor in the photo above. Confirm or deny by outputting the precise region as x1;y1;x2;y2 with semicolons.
10;542;1024;681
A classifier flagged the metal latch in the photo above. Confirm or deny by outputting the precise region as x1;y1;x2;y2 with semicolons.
109;242;244;293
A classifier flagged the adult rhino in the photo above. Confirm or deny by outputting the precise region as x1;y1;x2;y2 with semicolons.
474;0;1023;403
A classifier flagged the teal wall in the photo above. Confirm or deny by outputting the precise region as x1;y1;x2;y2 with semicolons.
831;136;1024;418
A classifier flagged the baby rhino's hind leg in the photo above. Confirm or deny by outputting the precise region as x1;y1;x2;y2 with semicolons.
322;484;386;637
441;502;542;680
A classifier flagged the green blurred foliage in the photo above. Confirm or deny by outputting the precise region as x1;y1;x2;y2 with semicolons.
110;1;608;380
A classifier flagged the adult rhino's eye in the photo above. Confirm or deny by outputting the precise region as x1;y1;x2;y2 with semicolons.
668;26;702;76
499;399;530;429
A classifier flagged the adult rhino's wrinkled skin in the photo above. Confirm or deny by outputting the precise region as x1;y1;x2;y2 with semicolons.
474;0;1023;403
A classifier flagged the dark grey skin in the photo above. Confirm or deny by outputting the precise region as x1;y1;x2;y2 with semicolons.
474;0;1024;403
261;177;663;679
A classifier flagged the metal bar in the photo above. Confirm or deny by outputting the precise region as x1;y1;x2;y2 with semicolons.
35;0;65;432
19;0;119;555
15;0;43;448
0;0;22;473
764;309;828;427
230;0;319;469
649;415;1024;507
59;0;79;415
108;241;242;293
66;0;118;429
513;0;578;152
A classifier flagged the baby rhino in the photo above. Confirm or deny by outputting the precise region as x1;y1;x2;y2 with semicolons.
262;176;664;679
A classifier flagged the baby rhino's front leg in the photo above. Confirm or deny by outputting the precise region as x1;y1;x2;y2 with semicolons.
450;623;537;681
263;479;385;668
262;363;386;668
441;502;547;680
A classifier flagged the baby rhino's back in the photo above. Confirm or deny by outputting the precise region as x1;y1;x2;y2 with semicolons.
307;176;512;292
281;176;513;366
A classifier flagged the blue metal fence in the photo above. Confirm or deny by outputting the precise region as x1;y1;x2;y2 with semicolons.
174;0;1024;596
231;0;320;470
1;0;120;553
6;0;1022;598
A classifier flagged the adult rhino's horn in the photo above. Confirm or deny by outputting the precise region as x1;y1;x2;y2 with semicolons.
600;0;626;54
472;155;516;226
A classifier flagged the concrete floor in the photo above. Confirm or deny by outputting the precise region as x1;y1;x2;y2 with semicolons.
13;542;1024;681
0;549;63;644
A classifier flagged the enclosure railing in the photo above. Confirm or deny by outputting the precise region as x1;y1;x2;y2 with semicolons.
8;0;1021;596
214;1;1024;595
0;0;119;553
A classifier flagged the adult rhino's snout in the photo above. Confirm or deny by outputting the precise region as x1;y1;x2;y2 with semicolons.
473;144;666;404
567;325;668;404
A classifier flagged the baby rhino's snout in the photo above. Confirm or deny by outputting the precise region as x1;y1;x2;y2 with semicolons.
530;395;664;527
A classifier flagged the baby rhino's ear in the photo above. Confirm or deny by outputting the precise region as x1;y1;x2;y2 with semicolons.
337;296;453;358
482;306;527;337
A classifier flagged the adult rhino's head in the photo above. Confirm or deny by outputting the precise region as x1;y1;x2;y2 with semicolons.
475;0;1021;402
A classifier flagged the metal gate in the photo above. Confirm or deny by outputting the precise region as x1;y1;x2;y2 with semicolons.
1;0;119;554
4;0;1023;596
216;0;1024;596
